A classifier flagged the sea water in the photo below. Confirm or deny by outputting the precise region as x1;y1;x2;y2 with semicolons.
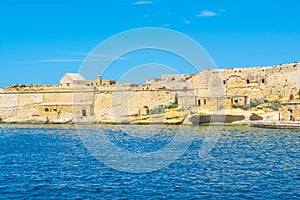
0;124;299;199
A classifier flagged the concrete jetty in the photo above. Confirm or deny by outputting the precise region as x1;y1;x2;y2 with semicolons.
251;121;300;129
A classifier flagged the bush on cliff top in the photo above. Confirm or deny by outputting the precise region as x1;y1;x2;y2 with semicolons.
149;102;178;115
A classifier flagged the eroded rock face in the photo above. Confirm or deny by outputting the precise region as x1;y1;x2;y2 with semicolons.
250;113;263;121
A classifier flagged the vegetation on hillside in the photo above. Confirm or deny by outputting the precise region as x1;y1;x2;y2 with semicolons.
149;101;178;115
232;98;281;111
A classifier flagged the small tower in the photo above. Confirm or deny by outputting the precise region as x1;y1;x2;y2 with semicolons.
97;75;102;86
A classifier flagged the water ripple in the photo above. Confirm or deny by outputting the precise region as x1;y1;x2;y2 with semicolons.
0;124;299;199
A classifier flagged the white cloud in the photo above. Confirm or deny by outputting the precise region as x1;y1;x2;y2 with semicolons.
184;20;191;25
161;24;171;27
144;13;156;18
87;54;128;61
0;61;38;64
196;11;218;17
59;51;89;56
132;1;153;5
39;59;83;63
0;54;127;65
0;59;83;64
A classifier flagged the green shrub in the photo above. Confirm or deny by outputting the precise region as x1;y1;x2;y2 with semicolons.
149;102;178;115
266;102;281;111
241;104;250;110
166;102;178;109
232;104;242;109
149;105;165;115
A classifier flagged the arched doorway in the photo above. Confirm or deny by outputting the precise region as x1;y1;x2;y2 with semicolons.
140;106;149;116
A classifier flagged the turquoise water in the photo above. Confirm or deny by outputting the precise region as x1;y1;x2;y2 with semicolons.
0;124;299;199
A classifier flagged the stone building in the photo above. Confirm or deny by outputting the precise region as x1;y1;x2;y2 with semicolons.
86;75;116;86
195;95;247;111
60;73;86;87
280;101;300;121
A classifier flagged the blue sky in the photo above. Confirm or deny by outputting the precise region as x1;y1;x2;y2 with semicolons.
0;0;300;87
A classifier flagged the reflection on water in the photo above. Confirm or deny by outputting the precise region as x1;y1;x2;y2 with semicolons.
0;124;299;199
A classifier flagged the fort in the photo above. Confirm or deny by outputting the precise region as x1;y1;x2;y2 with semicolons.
0;62;299;125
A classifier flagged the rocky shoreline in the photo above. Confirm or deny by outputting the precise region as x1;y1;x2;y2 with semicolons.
2;109;298;129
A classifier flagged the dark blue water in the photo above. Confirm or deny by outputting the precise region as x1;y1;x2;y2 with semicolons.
0;124;299;199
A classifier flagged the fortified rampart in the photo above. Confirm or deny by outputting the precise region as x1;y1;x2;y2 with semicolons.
149;62;300;112
94;84;176;120
216;62;300;100
0;62;299;122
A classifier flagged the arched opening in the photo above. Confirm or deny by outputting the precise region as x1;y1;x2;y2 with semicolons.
141;106;150;116
223;80;226;85
288;109;293;121
174;93;178;104
45;108;49;112
262;79;265;83
290;94;294;100
247;79;250;84
82;109;87;117
197;99;201;106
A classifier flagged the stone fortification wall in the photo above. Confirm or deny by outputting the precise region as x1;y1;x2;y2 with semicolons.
144;62;299;111
94;84;176;119
0;92;42;118
215;62;300;101
190;62;300;102
145;74;200;111
0;86;95;120
0;62;299;121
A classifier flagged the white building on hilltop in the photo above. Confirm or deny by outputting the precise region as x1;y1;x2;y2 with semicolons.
60;73;86;87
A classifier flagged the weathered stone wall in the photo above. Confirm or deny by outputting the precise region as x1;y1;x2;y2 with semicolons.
150;62;299;110
195;97;233;112
0;62;299;121
280;102;300;121
0;92;42;118
0;86;96;119
93;84;175;119
218;62;300;101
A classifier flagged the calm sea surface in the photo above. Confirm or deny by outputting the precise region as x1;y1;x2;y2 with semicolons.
0;124;299;199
